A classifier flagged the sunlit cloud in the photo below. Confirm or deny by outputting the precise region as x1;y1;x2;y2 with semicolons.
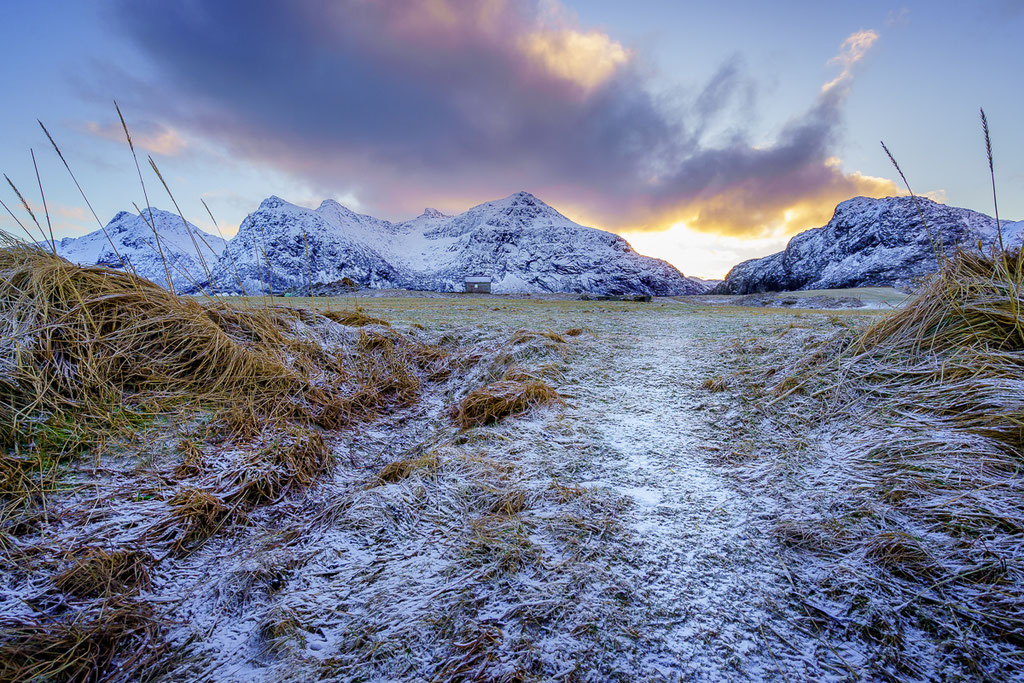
520;29;630;92
9;202;96;239
83;120;188;156
107;2;899;267
822;29;879;94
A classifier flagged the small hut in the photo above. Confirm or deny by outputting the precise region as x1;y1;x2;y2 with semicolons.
464;276;492;294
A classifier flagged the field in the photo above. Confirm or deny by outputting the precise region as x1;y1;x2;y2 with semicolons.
3;268;1022;681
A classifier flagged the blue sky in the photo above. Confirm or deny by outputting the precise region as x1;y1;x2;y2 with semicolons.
1;0;1021;277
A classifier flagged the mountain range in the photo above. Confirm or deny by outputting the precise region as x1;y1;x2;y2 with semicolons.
53;192;709;296
49;193;1021;298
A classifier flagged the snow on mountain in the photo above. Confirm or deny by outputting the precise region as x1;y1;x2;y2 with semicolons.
53;208;225;291
207;191;708;296
212;196;400;295
714;196;1018;294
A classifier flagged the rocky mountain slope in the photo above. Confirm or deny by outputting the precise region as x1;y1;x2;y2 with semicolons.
715;196;1020;294
213;196;401;295
208;191;708;296
53;208;225;292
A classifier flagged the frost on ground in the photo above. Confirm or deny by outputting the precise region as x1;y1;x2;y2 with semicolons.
3;291;1016;680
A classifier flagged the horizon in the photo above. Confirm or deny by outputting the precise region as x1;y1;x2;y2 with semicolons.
2;1;1022;279
55;188;962;281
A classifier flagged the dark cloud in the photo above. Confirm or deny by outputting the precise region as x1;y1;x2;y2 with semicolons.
107;0;896;236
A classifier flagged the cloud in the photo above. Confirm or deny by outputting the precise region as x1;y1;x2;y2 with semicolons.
519;29;631;92
83;119;188;156
106;1;895;240
822;29;879;94
886;8;910;26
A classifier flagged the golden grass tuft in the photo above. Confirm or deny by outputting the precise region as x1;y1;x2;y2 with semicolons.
0;243;311;452
864;531;938;581
323;308;390;328
161;487;231;551
783;247;1024;673
272;425;333;488
851;249;1024;450
0;600;160;682
218;424;333;504
701;376;729;392
451;379;563;428
377;451;439;484
173;438;205;478
54;548;152;598
511;329;566;345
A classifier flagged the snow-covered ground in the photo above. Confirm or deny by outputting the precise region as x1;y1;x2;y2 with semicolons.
144;298;875;680
8;296;999;679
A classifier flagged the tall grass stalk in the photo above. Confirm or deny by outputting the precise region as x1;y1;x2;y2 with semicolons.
37;120;132;274
246;214;269;307
114;101;173;292
4;174;49;248
201;198;247;297
147;156;217;294
880;141;943;257
132;201;199;296
977;109;1019;326
980;108;1002;252
301;226;316;314
0;195;44;247
30;150;56;254
255;218;275;305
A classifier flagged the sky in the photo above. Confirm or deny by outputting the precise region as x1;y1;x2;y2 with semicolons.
0;0;1021;279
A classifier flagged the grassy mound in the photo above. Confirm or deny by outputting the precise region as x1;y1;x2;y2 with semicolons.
0;241;465;680
0;243;306;450
852;249;1024;449
791;248;1024;675
322;308;390;327
451;379;563;428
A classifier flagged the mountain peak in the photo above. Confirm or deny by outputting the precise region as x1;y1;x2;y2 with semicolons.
504;190;541;205
257;195;290;211
419;207;447;219
317;198;357;215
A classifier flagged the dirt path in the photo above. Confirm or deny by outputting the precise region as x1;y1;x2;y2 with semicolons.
560;309;832;680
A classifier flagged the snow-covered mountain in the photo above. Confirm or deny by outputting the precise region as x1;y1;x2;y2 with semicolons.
207;191;708;296
213;196;401;295
53;208;225;292
714;196;1019;294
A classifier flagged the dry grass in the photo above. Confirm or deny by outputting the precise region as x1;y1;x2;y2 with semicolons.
218;424;333;504
173;438;205;478
158;487;231;551
54;548;152;598
377;451;439;484
510;329;567;345
0;599;160;682
772;248;1024;676
322;308;390;328
0;244;300;406
451;379;563;428
701;376;729;392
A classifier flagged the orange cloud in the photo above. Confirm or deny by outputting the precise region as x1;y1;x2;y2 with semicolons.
520;29;630;92
84;120;187;156
563;157;901;240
